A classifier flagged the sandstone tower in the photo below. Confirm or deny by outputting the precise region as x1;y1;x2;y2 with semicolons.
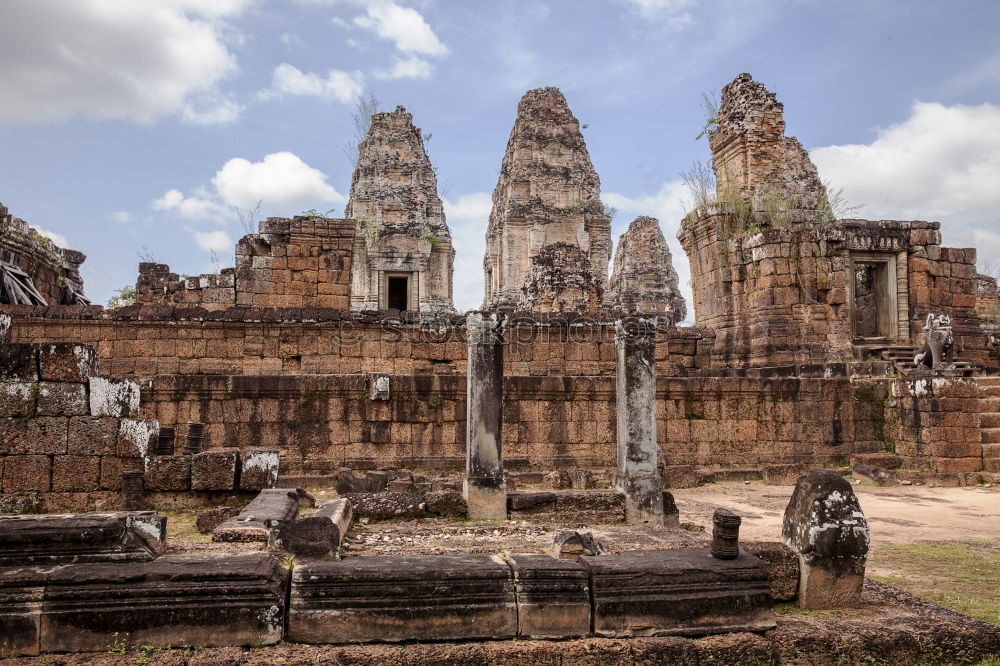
709;73;827;213
609;216;686;323
346;106;454;312
483;87;612;311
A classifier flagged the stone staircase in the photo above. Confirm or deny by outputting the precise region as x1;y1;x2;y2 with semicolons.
980;377;1000;473
853;343;977;377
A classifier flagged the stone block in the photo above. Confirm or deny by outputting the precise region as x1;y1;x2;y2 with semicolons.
934;457;983;473
67;416;117;456
38;343;98;383
117;419;159;458
508;554;590;639
0;511;165;565
0;553;287;654
2;455;51;492
0;381;36;417
24;416;68;454
762;464;809;485
287;554;516;644
583;549;776;637
143;455;191;491
342;492;426;520
0;343;39;381
88;376;140;417
213;488;299;543
51;455;101;492
35;382;86;416
742;541;799;602
663;464;701;488
191;447;239;490
239;446;280;491
195;506;241;534
782;470;869;609
423;489;466;516
268;498;351;560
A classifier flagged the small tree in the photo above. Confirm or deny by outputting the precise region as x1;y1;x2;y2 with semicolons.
107;285;136;309
342;90;381;167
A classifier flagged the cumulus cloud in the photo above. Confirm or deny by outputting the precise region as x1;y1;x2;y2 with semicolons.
354;0;448;56
622;0;694;28
261;63;363;103
212;152;345;211
0;0;251;124
443;192;492;311
152;188;228;221
181;97;244;125
30;225;70;249
604;180;694;321
811;101;1000;270
111;211;133;224
374;55;432;80
193;230;234;252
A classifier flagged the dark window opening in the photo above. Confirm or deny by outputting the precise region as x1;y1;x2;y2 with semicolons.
387;276;409;310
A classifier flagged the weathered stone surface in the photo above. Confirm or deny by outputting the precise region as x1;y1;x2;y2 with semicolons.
288;554;516;643
0;380;35;417
508;554;590;638
38;343;98;383
67;416;116;455
51;454;101;491
851;461;898;486
343;492;426;520
509;490;626;523
548;530;604;561
191;447;239;490
117;418;158;458
743;541;799;602
2;454;50;492
465;312;507;520
88;376;140;417
762;464;810;485
268;498;352;559
213;488;300;543
195;506;240;534
610;217;686;323
483;87;611;311
782;470;870;609
662;491;680;528
0;553;287;655
387;478;416;493
35;382;86;416
346;105;454;313
583;549;776;638
508;491;556;512
0;511;165;565
0;343;39;381
143;455;191;491
423;489;466;517
240;446;280;491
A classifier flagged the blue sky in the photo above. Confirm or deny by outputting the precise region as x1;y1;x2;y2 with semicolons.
2;0;999;314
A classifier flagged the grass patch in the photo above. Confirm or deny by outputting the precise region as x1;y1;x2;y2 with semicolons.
869;539;1000;625
161;509;213;544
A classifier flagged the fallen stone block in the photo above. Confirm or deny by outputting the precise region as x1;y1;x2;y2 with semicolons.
0;553;287;655
851;462;898;486
583;549;776;638
387;478;416;493
508;554;590;639
268;498;351;559
287;554;516;644
762;464;810;485
743;541;800;602
423;489;466;517
195;506;241;534
213;488;299;543
782;470;869;609
191;447;239;490
240;446;280;491
0;511;165;565
342;492;426;520
548;531;604;561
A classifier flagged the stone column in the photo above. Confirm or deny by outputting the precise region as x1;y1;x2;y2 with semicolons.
615;316;663;525
464;312;507;520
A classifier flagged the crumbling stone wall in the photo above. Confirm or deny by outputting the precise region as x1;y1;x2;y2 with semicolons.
483;87;612;311
977;273;999;324
609;216;686;322
346;106;454;313
0;203;87;305
135;215;353;310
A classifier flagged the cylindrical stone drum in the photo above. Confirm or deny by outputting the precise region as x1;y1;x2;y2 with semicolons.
711;508;742;560
156;427;175;456
183;422;204;455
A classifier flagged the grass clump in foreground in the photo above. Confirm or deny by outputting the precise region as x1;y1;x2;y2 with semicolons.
869;538;1000;625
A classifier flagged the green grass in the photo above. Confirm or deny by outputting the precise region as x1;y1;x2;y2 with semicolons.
870;539;1000;625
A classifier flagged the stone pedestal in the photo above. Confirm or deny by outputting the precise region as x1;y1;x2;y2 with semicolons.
464;313;507;520
781;470;870;609
615;317;663;525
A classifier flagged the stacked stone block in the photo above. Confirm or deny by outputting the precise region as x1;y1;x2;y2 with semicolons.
609;216;687;322
0;202;88;306
889;377;984;474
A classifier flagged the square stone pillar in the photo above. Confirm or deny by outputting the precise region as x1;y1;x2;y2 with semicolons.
464;312;507;520
615;317;663;525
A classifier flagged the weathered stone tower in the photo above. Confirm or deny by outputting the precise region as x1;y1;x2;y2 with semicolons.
346;106;454;312
609;216;687;323
483;87;612;311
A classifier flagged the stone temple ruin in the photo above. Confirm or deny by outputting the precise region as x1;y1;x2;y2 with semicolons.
0;73;999;660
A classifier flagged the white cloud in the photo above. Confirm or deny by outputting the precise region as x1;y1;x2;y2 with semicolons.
262;63;363;103
181;96;244;125
811;101;1000;269
443;192;492;311
152;188;229;221
332;16;351;29
0;0;251;124
212;152;345;211
193;230;234;252
111;211;133;224
30;225;70;249
354;0;447;56
374;55;432;80
604;180;693;320
280;32;306;49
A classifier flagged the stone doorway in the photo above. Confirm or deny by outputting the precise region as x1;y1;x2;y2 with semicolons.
386;274;410;311
849;253;900;341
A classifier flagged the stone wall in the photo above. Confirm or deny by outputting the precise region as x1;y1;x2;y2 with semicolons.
0;203;87;306
135;215;354;310
977;273;999;324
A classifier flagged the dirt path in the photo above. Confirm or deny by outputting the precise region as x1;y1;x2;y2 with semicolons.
672;482;1000;546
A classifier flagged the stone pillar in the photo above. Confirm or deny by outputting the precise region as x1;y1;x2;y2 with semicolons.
615;316;663;525
781;470;870;609
464;312;507;520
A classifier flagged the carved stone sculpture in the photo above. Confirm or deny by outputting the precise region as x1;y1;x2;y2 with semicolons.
914;312;954;370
